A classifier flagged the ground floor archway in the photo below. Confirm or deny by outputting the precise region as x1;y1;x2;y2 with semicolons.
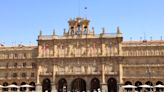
156;81;164;91
135;81;142;91
124;81;132;91
42;78;51;92
107;78;117;92
58;78;67;92
90;78;100;92
11;82;18;91
71;78;86;92
29;82;36;91
20;82;26;91
145;81;153;91
2;82;8;91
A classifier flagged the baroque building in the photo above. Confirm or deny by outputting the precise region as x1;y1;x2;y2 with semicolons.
0;17;164;92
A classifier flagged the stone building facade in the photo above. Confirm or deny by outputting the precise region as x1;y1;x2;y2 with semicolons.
0;17;164;92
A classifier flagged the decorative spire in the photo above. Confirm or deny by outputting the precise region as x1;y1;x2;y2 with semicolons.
53;29;55;35
64;28;66;34
92;27;95;34
116;26;121;34
39;30;42;36
102;27;105;34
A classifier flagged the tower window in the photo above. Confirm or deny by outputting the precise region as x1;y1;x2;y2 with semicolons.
71;27;74;34
84;26;87;33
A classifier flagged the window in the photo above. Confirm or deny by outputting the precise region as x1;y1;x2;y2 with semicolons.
31;73;35;77
32;63;36;68
14;53;18;58
22;73;26;77
23;63;26;67
13;73;17;77
14;63;17;68
23;53;26;58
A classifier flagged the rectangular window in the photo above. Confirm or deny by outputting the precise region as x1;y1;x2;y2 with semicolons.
31;73;35;77
13;73;17;77
22;73;26;77
23;63;26;67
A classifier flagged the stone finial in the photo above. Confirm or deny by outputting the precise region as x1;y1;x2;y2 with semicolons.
92;27;95;34
117;26;121;34
53;29;55;35
102;27;105;34
39;30;42;36
64;28;66;34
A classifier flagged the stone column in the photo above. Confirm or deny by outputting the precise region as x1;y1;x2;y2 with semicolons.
52;65;57;92
36;65;42;92
101;63;108;92
119;64;123;92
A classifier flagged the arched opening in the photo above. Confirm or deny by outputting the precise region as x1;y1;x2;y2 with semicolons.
42;78;51;92
156;81;163;91
90;78;100;92
135;81;142;91
29;82;36;91
145;81;153;91
20;82;26;91
124;81;132;91
11;82;18;91
58;78;67;92
71;78;86;92
107;78;117;92
3;82;8;91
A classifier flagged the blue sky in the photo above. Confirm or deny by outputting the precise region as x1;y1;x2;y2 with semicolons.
0;0;164;45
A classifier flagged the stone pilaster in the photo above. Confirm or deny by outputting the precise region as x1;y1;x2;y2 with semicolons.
101;83;108;92
51;83;57;92
36;83;42;92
